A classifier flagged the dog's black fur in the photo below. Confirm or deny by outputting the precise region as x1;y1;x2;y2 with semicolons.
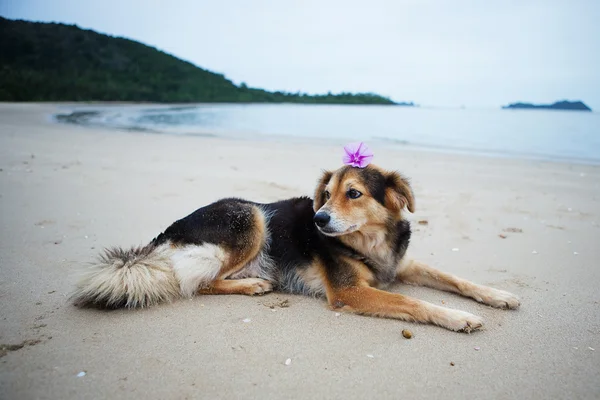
150;195;411;295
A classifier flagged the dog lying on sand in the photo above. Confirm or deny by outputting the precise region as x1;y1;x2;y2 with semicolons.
72;143;519;332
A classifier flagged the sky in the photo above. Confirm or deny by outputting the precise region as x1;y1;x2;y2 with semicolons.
1;0;599;109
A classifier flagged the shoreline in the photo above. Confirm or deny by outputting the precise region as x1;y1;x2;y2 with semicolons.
1;103;599;399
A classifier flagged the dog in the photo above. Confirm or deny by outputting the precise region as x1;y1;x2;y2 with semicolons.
71;163;520;332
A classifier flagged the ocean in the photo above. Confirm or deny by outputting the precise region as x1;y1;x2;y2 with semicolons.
54;104;600;164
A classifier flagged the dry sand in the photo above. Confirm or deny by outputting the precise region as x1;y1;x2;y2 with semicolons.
0;103;599;399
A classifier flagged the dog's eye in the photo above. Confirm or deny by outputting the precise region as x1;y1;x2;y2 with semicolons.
347;189;362;199
324;190;331;200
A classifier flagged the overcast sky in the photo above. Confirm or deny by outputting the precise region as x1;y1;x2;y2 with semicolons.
2;0;599;109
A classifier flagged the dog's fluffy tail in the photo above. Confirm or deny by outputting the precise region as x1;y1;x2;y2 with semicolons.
71;245;180;309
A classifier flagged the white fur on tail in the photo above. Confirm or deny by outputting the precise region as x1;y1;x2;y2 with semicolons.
71;244;182;308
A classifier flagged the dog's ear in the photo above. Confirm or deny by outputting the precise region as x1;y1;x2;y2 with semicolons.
384;171;415;214
313;170;333;212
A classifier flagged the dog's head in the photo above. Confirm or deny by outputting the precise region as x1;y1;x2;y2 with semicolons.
312;165;415;237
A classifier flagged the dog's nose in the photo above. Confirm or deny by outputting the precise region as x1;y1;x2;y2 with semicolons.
314;212;331;228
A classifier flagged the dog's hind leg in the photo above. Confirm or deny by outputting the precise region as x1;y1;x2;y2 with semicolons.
198;278;273;296
166;202;273;298
169;243;228;298
396;259;520;309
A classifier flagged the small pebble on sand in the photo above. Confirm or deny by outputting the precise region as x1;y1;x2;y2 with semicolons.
284;358;292;366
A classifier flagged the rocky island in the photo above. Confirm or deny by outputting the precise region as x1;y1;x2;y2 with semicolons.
502;100;592;112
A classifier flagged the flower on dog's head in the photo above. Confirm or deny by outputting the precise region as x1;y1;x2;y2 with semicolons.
342;142;373;168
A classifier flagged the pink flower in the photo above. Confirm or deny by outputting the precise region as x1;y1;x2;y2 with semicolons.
342;142;373;168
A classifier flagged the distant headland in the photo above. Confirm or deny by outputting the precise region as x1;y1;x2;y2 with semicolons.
502;100;592;112
0;17;409;106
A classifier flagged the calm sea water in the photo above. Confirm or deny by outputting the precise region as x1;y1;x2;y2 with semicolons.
55;104;600;164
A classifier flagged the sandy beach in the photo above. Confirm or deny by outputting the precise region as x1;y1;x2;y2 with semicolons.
0;103;599;399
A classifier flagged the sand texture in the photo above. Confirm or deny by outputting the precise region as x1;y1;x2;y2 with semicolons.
0;103;599;399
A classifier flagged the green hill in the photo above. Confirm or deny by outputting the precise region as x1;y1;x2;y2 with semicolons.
0;17;399;105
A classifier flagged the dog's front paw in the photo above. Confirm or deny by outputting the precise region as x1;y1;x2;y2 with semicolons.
439;309;484;333
476;287;520;309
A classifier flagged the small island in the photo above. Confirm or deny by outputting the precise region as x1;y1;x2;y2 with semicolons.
502;100;592;112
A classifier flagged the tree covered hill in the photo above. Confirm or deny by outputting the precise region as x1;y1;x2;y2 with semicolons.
0;17;399;105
